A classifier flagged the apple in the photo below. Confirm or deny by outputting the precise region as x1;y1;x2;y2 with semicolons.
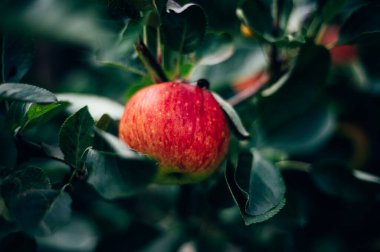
119;81;230;184
319;25;358;65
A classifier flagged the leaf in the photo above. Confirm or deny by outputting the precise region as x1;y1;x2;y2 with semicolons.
0;232;37;252
5;101;31;132
196;32;234;65
95;19;147;78
260;102;336;155
13;166;51;191
320;0;347;22
1;166;51;205
1;35;34;82
225;149;286;225
97;0;153;19
339;3;380;44
20;101;69;132
160;1;207;54
94;128;140;159
85;149;157;200
311;162;380;202
191;47;267;89
57;93;125;120
212;92;250;140
9;189;72;235
0;83;57;103
258;44;331;136
0;0;112;48
20;158;71;188
237;0;273;40
59;106;95;168
0;119;17;169
278;0;294;33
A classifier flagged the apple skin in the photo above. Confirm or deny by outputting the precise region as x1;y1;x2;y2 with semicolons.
119;82;230;184
319;25;358;65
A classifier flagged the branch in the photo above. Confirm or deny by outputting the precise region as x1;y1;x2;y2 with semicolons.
135;39;169;83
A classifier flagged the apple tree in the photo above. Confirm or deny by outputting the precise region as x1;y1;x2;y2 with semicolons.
1;0;380;251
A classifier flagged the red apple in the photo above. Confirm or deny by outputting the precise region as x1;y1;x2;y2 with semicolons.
119;81;230;184
319;25;358;65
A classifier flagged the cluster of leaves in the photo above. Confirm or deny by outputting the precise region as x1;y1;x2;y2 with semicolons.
1;0;380;251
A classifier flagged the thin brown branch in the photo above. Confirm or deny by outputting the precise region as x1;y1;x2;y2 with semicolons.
135;39;169;83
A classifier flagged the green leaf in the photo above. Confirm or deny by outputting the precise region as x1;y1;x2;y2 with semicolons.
1;166;51;207
0;119;17;169
191;47;267;89
0;232;37;252
0;83;57;104
59;106;95;168
0;0;112;48
20;158;71;188
195;32;234;65
95;19;147;78
265;34;306;48
97;0;153;19
339;3;380;44
20;102;69;133
85;149;157;200
311;162;380;202
278;0;294;34
1;35;34;82
160;1;207;54
237;0;273;40
212;92;250;140
225;149;286;225
94;128;140;158
259;102;336;155
9;189;72;235
5;101;31;132
57;93;124;120
320;0;347;22
258;44;331;136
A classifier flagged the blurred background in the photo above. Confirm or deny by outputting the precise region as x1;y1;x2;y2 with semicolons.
1;0;380;251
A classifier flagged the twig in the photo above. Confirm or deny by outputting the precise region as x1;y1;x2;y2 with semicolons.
135;39;169;83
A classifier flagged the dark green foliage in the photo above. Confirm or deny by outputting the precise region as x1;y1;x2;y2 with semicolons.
339;3;380;44
0;0;380;251
226;149;286;224
212;92;250;140
9;190;72;235
160;1;207;54
0;232;37;252
59;106;95;168
85;149;157;200
1;36;34;83
0;84;57;103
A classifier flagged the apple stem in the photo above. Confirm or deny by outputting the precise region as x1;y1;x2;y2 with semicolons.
156;28;162;65
135;39;169;83
196;79;210;89
269;0;283;79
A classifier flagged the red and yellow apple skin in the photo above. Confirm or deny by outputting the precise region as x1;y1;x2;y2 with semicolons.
319;25;358;65
119;82;230;184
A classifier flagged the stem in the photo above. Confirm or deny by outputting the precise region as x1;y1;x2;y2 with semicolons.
276;160;312;172
269;0;283;79
135;39;169;83
143;25;148;46
1;35;5;83
157;28;162;65
96;60;148;77
228;0;284;107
